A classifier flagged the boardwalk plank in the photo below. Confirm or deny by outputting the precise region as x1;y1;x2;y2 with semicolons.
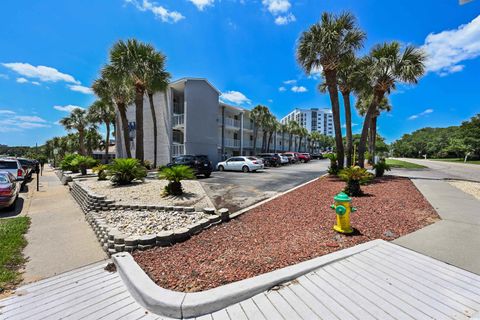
251;293;285;320
239;299;267;320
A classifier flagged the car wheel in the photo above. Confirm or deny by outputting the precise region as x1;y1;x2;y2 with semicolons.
218;165;224;172
8;198;16;211
242;166;249;173
204;172;211;178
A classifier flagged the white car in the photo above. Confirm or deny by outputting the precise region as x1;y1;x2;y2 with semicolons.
275;153;289;164
0;158;25;181
217;156;264;173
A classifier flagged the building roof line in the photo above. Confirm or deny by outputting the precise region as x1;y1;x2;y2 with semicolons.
169;77;221;94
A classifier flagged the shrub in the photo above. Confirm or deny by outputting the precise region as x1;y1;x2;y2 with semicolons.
158;165;195;196
373;158;391;177
143;160;153;170
338;166;373;196
325;153;339;175
92;164;108;180
107;158;147;185
60;154;80;173
71;156;97;175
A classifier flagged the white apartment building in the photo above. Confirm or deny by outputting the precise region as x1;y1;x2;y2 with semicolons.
280;108;334;136
115;78;308;165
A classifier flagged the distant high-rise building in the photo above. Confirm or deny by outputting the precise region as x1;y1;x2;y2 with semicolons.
280;108;334;136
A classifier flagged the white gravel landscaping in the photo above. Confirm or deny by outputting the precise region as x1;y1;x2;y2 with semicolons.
93;209;210;236
449;180;480;200
77;178;215;210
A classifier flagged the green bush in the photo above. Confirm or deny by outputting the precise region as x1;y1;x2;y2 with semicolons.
71;155;97;175
338;166;373;196
373;158;391;177
158;165;195;196
60;154;80;173
325;153;339;175
107;158;147;185
92;164;108;180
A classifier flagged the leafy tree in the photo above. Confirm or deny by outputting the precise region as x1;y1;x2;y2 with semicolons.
88;99;116;163
297;12;365;169
250;105;270;153
59;108;90;155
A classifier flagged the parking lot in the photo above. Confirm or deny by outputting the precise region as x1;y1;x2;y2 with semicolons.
200;159;329;212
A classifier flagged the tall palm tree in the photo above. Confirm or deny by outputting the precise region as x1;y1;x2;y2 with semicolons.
145;50;170;168
265;116;280;152
279;123;288;152
297;12;365;169
250;105;269;153
110;39;158;162
59;108;89;155
287;120;300;151
85;127;102;156
357;42;426;167
310;131;322;153
298;127;309;152
88;99;116;163
92;65;134;158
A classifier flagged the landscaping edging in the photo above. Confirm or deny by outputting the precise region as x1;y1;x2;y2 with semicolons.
112;239;385;318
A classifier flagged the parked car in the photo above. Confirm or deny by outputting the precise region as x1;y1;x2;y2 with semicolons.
301;153;312;161
294;152;310;163
257;153;281;167
311;152;323;159
166;155;213;178
17;158;35;178
274;153;290;165
217;156;264;173
282;152;298;164
0;159;25;182
0;171;20;210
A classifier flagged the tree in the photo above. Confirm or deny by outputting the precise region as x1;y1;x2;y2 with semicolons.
59;108;90;155
93;64;134;158
250;105;269;153
309;131;322;153
287;120;300;151
266;117;280;153
279;123;288;152
145;50;170;168
88;100;116;163
297;12;365;169
110;39;159;162
357;42;426;167
298;127;308;152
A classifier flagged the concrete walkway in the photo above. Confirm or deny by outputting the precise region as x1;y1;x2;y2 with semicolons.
22;167;107;284
394;178;480;275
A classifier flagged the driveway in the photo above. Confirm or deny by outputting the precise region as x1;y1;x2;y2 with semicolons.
200;159;329;212
389;157;480;182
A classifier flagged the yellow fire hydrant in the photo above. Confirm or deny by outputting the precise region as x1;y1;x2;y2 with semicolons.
330;192;356;234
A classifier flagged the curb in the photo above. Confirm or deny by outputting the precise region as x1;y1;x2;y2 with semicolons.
112;239;385;318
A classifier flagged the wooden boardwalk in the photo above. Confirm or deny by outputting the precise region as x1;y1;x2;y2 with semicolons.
1;241;479;319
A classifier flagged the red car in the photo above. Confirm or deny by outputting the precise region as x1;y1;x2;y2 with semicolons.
0;171;20;210
293;152;310;163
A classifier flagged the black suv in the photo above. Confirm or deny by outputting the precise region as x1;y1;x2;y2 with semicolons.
257;153;281;167
167;155;213;178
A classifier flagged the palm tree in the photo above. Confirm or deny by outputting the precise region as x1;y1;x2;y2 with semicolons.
298;127;309;152
279;123;288;152
250;105;269;153
88;100;116;163
85;127;102;156
92;65;134;158
266;116;280;152
59;108;90;155
145;50;170;168
356;42;426;167
310;131;322;153
287;120;300;151
110;39;159;162
297;12;365;169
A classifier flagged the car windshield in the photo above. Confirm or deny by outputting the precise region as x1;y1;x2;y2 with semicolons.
0;161;17;169
195;155;208;161
18;159;30;165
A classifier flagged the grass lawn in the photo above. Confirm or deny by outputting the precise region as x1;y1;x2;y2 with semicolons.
386;159;427;169
431;158;480;165
0;217;30;292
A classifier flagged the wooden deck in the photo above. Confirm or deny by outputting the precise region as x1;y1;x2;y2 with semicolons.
1;241;479;319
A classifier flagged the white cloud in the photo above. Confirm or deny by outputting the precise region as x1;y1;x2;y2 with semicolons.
14;115;47;123
423;14;480;76
283;79;296;84
17;122;50;129
125;0;185;23
268;99;273;103
0;109;15;115
308;65;323;79
262;0;290;14
275;13;296;25
53;105;84;112
2;62;80;84
16;77;29;83
31;81;41;86
220;91;251;105
408;108;433;120
291;86;307;93
278;86;287;92
0;74;9;79
68;84;93;94
188;0;214;10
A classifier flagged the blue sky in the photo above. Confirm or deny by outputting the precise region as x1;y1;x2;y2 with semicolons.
1;0;480;146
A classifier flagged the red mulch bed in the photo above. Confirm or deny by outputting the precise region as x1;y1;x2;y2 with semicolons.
133;176;439;292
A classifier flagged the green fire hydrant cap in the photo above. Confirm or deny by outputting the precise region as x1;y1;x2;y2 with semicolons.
334;192;352;202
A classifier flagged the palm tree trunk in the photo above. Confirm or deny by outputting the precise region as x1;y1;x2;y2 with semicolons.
253;125;258;154
370;116;378;163
298;137;303;152
342;91;353;167
118;104;132;158
358;91;383;168
288;134;292;151
267;131;273;152
134;86;144;162
148;93;158;168
104;122;110;164
325;70;345;169
78;129;86;156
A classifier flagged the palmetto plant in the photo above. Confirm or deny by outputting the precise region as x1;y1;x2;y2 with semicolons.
158;165;195;196
92;164;109;180
338;165;373;196
59;108;90;156
297;12;365;170
88;99;116;163
71;155;98;175
356;42;426;167
107;158;147;185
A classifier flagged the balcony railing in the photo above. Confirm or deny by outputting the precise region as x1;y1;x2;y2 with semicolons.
172;144;184;157
173;113;184;127
224;117;241;128
223;138;240;148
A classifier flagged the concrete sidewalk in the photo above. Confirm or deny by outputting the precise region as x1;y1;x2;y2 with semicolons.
394;178;480;275
22;167;107;284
